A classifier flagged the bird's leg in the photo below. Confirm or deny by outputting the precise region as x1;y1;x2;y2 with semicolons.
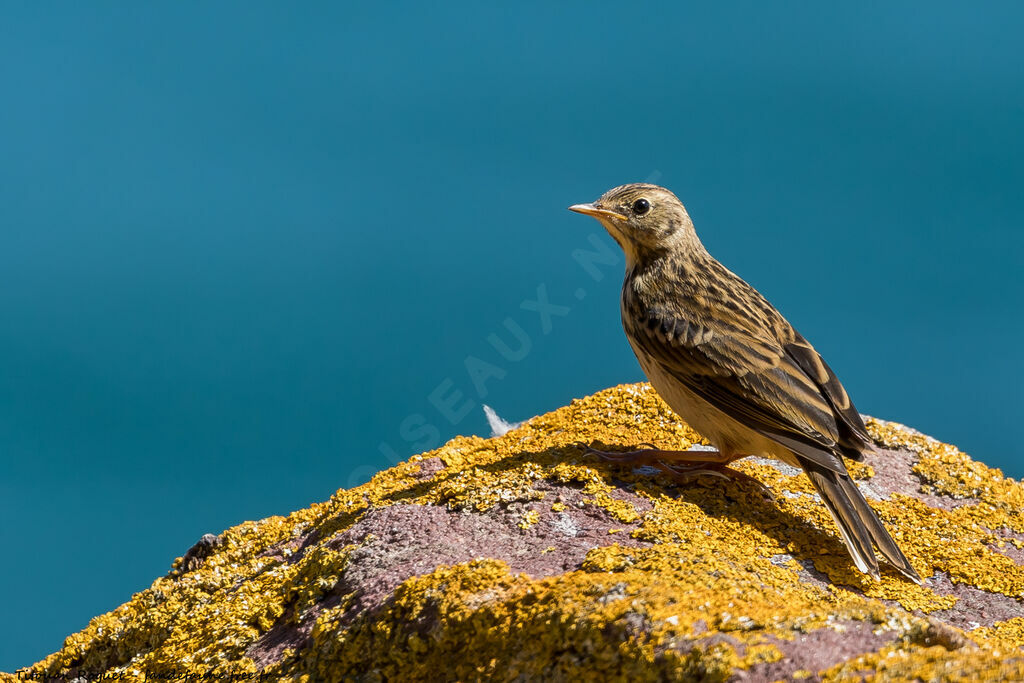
577;442;736;465
576;442;774;499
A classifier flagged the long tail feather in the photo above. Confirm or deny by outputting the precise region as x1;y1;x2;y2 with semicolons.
836;474;922;584
804;466;921;583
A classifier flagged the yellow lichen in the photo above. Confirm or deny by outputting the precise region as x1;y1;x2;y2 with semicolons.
971;617;1024;653
518;509;541;529
15;384;1023;681
868;417;1024;522
823;642;1024;682
581;545;636;573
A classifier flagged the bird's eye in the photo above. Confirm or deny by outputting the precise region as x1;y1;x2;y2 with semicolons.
632;198;651;216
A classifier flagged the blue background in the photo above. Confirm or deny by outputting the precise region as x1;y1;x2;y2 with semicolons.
2;3;1022;670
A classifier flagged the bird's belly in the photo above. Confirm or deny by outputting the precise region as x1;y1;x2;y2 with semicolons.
633;347;787;461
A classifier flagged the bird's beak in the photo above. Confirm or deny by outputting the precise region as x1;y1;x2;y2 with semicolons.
568;203;626;222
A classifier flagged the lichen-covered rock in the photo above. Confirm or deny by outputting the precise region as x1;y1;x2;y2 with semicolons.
11;384;1024;682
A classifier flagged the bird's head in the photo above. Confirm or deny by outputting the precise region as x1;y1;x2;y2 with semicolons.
569;183;698;263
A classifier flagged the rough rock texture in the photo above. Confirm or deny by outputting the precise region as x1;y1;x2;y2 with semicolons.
10;384;1024;682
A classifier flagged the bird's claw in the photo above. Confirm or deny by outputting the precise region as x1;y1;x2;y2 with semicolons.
575;441;661;462
576;441;776;500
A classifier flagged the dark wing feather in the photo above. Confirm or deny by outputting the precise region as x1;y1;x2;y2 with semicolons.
630;303;853;473
784;334;874;458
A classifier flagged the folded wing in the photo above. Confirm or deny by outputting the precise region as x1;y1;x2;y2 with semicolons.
629;303;865;472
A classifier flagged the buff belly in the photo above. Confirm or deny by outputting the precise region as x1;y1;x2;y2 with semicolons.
632;343;800;467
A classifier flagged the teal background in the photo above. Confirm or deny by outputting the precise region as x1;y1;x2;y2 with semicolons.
2;3;1022;669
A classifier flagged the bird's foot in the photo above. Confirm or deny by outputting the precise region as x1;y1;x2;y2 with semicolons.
575;442;774;500
655;461;776;500
575;442;732;465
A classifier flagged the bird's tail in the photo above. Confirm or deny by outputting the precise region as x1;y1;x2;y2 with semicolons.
804;465;921;584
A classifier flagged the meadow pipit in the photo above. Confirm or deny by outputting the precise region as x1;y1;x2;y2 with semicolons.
570;183;920;583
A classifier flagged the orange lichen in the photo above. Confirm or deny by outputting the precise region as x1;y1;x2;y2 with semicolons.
970;617;1024;654
15;384;1023;681
823;642;1024;682
869;417;1024;521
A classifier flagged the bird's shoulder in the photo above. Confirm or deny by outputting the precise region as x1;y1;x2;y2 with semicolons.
623;254;792;351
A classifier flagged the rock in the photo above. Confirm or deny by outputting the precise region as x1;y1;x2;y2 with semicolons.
15;384;1024;681
169;533;223;576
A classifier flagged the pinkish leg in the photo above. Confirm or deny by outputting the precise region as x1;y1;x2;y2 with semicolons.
576;442;774;499
577;442;739;465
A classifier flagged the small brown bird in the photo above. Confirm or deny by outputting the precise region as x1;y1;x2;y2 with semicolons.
570;183;920;583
